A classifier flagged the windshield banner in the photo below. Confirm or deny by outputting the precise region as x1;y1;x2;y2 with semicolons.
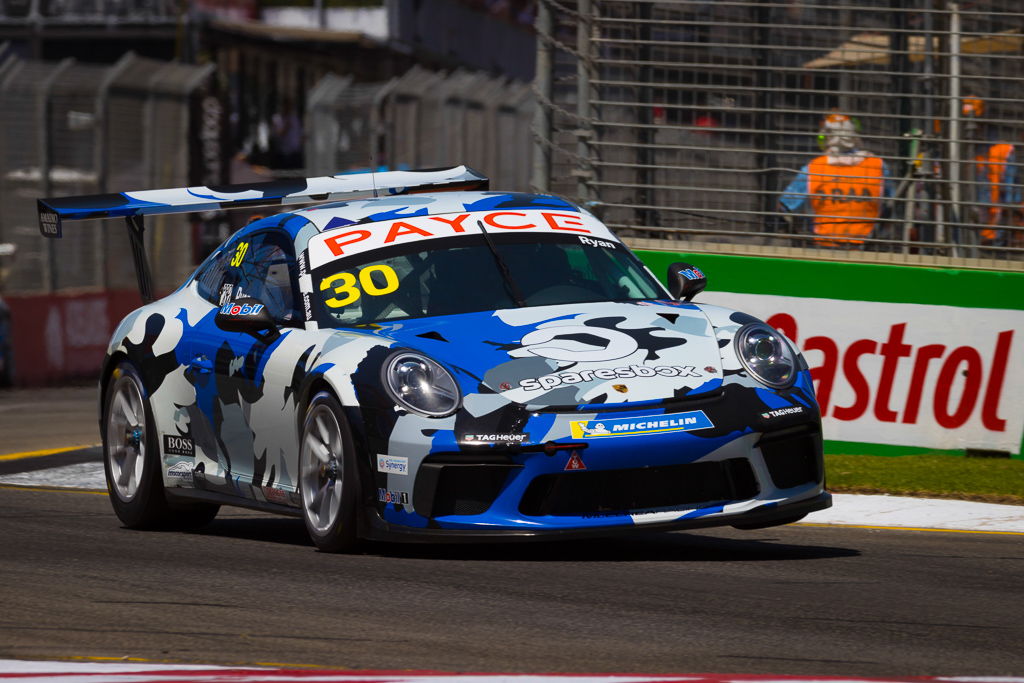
306;210;619;269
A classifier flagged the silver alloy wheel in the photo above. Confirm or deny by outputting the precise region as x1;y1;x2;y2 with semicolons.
106;373;147;501
300;404;345;533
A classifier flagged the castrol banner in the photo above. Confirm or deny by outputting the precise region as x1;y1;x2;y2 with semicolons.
700;292;1023;453
636;249;1024;456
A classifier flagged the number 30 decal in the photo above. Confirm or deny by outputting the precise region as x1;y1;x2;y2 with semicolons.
321;265;399;308
230;241;249;267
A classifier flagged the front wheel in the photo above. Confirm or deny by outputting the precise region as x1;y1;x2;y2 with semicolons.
299;391;360;552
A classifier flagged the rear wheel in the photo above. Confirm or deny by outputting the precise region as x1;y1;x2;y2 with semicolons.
103;362;169;528
299;391;359;552
103;362;218;529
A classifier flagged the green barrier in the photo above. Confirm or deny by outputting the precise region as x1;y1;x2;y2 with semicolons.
635;250;1024;460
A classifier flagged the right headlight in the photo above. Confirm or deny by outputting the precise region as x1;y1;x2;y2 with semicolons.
382;351;461;417
734;322;797;389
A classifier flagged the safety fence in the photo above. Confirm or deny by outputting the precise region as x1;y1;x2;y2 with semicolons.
0;0;178;22
305;66;533;193
0;49;214;295
532;0;1024;266
0;55;529;300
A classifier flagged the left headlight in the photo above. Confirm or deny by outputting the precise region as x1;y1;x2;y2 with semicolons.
734;322;797;389
383;351;461;417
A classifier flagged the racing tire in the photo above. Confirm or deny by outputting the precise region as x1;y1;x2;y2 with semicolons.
102;361;172;528
298;391;360;553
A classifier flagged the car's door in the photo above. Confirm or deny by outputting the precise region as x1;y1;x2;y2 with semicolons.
188;229;303;495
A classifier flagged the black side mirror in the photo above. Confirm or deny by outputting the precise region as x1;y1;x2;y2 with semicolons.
215;297;280;344
667;262;707;301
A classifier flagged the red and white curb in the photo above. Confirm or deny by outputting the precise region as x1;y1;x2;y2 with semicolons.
0;662;1022;683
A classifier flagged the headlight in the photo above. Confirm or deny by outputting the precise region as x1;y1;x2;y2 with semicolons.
734;322;797;388
383;352;461;417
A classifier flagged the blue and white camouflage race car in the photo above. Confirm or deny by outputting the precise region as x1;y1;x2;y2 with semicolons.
39;166;830;552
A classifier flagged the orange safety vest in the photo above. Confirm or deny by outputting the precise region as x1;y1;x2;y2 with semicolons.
806;155;885;244
976;144;1014;241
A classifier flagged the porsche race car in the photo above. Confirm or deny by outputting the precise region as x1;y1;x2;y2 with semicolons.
38;166;830;551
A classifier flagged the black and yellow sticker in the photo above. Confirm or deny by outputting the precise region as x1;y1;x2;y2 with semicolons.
320;264;400;308
230;241;249;267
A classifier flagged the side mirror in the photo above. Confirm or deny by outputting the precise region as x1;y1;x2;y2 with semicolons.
215;297;280;344
667;262;706;301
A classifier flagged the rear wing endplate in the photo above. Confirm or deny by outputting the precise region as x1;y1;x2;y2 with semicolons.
37;165;488;303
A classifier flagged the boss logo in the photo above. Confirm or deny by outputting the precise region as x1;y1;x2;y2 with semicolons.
163;434;195;457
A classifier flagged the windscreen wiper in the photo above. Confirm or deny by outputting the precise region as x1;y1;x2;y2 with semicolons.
476;220;525;307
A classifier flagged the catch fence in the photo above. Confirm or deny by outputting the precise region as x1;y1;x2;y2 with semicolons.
305;66;533;193
0;50;214;295
531;0;1024;267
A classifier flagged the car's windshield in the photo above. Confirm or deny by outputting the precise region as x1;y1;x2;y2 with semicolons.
311;233;666;327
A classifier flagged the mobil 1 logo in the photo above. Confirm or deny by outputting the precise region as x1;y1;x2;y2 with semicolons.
163;434;195;457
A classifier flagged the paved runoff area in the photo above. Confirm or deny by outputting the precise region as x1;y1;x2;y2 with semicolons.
0;661;1022;683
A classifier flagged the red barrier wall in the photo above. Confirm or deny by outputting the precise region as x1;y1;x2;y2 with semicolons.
5;290;144;386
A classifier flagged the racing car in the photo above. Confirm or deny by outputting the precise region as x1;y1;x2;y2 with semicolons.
38;166;829;552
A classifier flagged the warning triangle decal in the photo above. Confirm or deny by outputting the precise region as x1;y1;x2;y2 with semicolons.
565;451;587;471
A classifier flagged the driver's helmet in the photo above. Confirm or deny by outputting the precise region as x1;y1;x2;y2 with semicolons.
817;110;860;152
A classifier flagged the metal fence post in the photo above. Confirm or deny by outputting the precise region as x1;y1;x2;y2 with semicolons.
530;0;552;193
946;0;961;255
575;0;592;203
39;58;73;294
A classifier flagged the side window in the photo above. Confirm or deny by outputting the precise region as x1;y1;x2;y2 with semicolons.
195;249;233;305
228;231;301;324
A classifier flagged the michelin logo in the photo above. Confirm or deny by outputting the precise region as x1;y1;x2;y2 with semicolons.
519;365;700;391
570;410;713;438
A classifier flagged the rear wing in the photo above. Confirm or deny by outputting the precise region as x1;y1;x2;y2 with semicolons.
37;165;488;303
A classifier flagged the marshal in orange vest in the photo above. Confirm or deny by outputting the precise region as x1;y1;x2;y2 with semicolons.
780;154;890;245
974;143;1019;243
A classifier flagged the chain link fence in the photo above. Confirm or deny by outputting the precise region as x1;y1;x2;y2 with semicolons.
532;0;1024;268
0;0;178;23
306;66;533;192
0;51;213;295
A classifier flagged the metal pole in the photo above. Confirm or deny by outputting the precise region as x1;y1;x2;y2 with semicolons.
315;0;327;30
946;1;961;254
40;58;73;294
530;0;552;193
919;0;936;250
575;0;592;203
94;52;136;290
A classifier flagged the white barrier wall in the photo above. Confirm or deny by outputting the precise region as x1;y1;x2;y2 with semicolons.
637;250;1024;458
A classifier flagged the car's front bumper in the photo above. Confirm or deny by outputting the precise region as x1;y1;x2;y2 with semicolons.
363;490;832;543
363;384;829;541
